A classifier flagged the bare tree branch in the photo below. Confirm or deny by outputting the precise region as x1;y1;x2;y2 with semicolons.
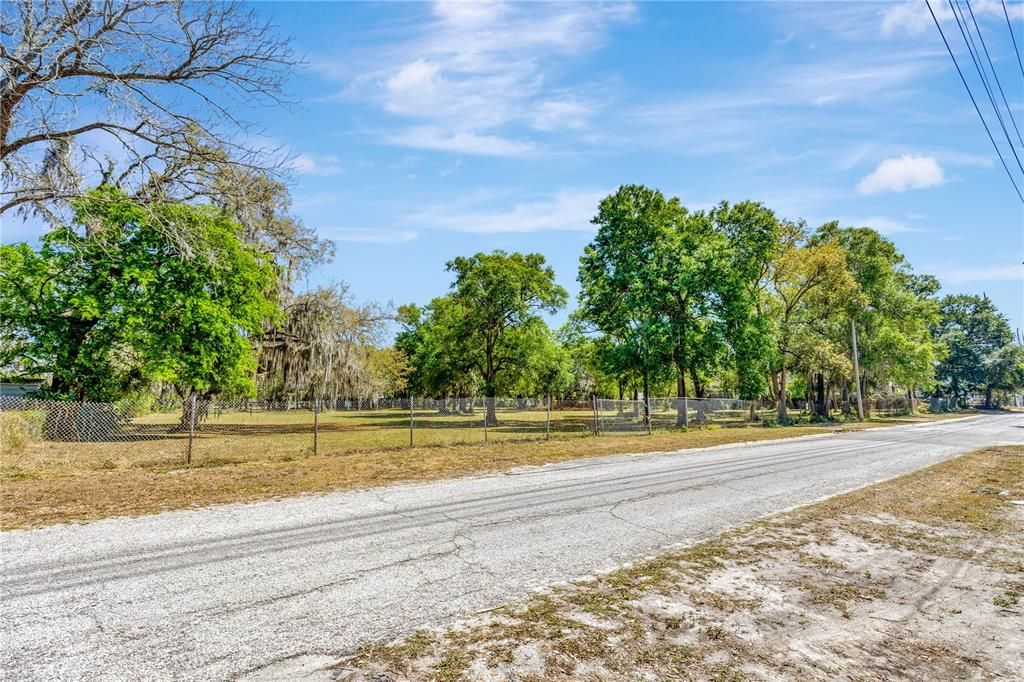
1;0;299;225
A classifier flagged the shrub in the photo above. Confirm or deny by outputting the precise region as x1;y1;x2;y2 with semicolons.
1;410;45;454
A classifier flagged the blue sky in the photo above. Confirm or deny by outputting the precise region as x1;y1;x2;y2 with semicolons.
9;1;1024;335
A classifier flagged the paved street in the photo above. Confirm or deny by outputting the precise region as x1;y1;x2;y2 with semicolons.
2;414;1021;681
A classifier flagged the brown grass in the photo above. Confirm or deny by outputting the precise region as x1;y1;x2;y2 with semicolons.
805;441;1024;531
0;412;969;530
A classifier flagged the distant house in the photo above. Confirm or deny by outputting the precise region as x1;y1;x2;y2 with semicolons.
0;381;44;397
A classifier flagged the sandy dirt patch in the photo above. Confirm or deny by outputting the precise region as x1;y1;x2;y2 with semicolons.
334;445;1023;681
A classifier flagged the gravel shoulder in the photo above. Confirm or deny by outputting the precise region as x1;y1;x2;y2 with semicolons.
336;444;1024;681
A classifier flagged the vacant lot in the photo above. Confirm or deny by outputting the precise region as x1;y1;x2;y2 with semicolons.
340;445;1024;681
0;411;966;530
4;401;771;472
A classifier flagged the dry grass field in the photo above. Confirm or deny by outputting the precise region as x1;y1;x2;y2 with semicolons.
0;406;966;530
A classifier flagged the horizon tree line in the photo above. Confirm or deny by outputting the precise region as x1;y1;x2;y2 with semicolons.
2;184;1022;423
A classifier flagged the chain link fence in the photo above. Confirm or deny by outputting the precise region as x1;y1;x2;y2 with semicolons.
1;391;929;467
594;397;775;434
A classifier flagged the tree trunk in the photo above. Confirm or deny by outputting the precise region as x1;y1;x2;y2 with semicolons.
815;372;827;418
675;371;688;426
777;363;788;422
689;367;704;398
484;384;497;426
177;392;209;431
985;385;993;409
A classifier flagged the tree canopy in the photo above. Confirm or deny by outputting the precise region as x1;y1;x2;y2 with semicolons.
0;187;280;401
935;294;1022;408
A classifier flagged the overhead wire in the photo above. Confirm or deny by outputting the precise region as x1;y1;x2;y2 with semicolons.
924;0;1024;203
1001;0;1024;80
947;0;1024;176
962;0;1024;152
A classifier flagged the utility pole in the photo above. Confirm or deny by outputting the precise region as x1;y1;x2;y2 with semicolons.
851;319;864;420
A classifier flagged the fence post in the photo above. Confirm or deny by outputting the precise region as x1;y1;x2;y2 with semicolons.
313;397;319;456
646;398;652;435
545;395;551;440
186;393;197;465
592;395;600;436
682;396;688;428
483;397;489;442
409;395;414;447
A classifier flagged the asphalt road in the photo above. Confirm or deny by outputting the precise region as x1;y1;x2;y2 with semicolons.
2;414;1021;681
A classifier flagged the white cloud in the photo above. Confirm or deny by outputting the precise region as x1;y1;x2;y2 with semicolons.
932;150;993;168
409;189;605;233
628;51;941;157
531;99;593;131
881;0;1022;37
856;155;945;194
321;228;418;244
336;1;634;154
880;2;941;37
384;60;446;115
288;153;344;176
841;216;924;235
944;264;1024;284
386;127;535;156
432;0;506;28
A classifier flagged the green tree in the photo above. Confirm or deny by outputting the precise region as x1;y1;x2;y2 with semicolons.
811;224;940;412
395;298;478;401
0;187;280;402
981;344;1024;408
446;251;568;425
711;201;781;411
556;318;619;399
935;294;1020;407
764;222;861;422
578;186;679;422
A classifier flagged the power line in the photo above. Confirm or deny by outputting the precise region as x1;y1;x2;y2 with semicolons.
947;0;1024;176
962;0;1024;152
925;0;1024;203
1002;0;1024;80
